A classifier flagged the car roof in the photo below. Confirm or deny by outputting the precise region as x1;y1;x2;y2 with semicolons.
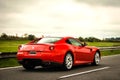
40;36;74;39
40;36;75;43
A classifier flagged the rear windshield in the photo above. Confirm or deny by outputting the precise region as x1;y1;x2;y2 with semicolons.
36;37;62;44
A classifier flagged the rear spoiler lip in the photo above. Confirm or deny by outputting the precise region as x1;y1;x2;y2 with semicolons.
27;43;54;46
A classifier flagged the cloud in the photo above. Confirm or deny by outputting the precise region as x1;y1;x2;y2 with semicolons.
0;0;39;13
0;0;120;38
76;0;120;7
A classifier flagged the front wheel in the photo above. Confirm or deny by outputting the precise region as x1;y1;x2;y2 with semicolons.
92;52;100;65
63;53;73;70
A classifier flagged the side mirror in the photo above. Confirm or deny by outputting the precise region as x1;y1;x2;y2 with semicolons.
82;42;87;46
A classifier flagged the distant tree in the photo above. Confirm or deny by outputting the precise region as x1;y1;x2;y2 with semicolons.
84;37;101;42
28;34;35;40
0;33;8;39
23;33;28;38
78;37;84;42
104;37;120;42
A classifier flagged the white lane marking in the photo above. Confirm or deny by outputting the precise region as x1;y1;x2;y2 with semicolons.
0;66;22;70
58;67;110;79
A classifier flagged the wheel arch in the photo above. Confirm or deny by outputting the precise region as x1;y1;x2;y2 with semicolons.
64;50;74;64
96;49;101;58
92;49;101;61
91;49;101;65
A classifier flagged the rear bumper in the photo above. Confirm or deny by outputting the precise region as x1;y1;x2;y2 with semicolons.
17;51;64;65
18;59;62;67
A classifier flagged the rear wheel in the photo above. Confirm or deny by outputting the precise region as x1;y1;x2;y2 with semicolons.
92;52;100;65
63;53;73;70
22;61;35;70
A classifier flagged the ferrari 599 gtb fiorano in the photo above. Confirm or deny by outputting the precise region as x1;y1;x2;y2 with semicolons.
17;37;101;70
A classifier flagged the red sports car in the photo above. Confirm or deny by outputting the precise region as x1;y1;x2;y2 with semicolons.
17;37;101;70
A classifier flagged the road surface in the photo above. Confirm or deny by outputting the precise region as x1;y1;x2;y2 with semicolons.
0;54;120;80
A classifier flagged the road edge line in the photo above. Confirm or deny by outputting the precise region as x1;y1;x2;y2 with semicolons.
0;66;22;70
58;67;110;80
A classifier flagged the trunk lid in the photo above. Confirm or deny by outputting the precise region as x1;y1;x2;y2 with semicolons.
19;43;53;51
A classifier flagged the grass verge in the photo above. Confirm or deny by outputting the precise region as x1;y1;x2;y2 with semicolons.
101;50;120;56
0;58;20;68
0;40;29;52
87;42;120;47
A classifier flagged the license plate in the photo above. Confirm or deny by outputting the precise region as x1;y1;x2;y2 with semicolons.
29;51;36;54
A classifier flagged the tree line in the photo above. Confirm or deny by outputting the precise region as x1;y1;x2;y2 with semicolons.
0;33;120;42
0;33;35;40
78;37;120;42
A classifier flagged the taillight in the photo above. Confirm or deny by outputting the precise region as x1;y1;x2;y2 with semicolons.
18;45;22;50
49;46;54;50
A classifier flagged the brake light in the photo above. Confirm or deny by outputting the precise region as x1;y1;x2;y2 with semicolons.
49;46;54;50
18;45;22;50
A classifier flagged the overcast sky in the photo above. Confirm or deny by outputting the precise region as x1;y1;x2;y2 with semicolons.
0;0;120;39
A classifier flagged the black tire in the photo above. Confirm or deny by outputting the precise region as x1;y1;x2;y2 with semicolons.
22;61;35;70
92;52;100;66
63;53;73;70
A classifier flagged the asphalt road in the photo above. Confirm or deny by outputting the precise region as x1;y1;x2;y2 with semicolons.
0;54;120;80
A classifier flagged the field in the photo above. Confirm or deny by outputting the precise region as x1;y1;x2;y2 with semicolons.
0;40;120;52
87;42;120;47
0;40;30;52
0;58;20;68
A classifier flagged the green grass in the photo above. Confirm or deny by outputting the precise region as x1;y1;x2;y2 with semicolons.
87;42;120;47
101;50;120;56
0;40;29;52
0;58;20;68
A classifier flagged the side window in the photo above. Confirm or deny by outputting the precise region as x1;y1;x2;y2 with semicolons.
66;39;72;44
68;38;82;46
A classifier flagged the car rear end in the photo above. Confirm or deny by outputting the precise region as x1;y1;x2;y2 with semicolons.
17;37;64;69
